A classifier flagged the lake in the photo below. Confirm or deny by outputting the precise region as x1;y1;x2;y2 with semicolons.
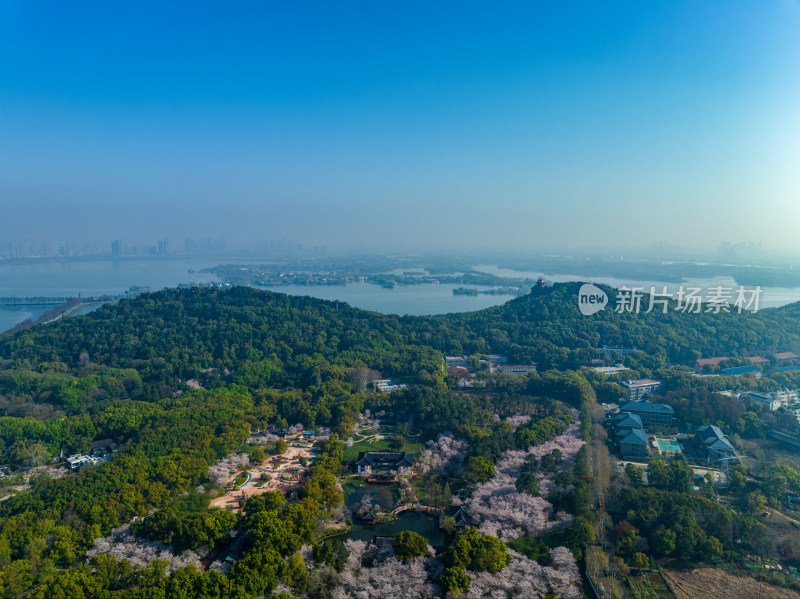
257;282;519;316
2;259;800;333
0;258;222;333
0;259;521;332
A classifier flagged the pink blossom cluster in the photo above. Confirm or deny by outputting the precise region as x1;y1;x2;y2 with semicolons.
466;424;584;540
526;423;584;462
208;558;231;575
357;410;381;430
328;539;441;599
465;549;581;598
37;465;69;480
466;473;558;539
249;432;279;444
208;452;245;486
86;523;204;573
185;379;203;389
505;414;532;428
416;434;467;474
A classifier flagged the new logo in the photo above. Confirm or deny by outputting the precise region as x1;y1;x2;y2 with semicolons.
578;283;608;315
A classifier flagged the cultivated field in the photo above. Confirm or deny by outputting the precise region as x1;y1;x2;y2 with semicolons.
663;568;800;599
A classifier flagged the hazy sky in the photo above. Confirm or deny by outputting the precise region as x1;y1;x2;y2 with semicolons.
1;1;799;253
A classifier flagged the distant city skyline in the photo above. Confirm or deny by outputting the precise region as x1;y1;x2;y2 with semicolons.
1;2;798;252
0;235;793;266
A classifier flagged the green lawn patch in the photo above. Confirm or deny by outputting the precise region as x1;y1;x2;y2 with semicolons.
173;489;217;513
342;439;425;463
231;472;249;489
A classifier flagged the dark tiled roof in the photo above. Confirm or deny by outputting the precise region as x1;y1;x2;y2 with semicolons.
612;413;643;429
621;401;674;415
696;425;735;453
355;451;414;468
619;429;648;446
451;506;472;528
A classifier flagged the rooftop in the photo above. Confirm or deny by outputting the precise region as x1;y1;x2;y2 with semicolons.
695;357;729;367
774;352;800;360
621;379;662;388
355;451;414;468
612;412;643;428
619;429;648;446
696;425;735;453
748;356;770;364
621;401;674;415
722;365;761;376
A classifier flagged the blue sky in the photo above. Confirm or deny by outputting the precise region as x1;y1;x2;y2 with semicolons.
1;1;798;252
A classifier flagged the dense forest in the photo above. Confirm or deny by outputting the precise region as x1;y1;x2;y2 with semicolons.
1;284;800;597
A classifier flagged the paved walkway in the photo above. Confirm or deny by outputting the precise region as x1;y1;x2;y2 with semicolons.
209;446;316;512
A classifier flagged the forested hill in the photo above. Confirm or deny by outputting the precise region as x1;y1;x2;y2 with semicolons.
422;282;800;370
2;283;799;384
0;286;441;388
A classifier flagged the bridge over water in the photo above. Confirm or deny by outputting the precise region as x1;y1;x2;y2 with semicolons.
0;297;75;306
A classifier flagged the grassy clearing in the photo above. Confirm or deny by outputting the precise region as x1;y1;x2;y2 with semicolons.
173;488;218;513
231;472;249;488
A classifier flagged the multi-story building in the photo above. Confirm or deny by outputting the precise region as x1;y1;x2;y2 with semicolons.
694;425;737;464
444;356;469;368
591;364;630;376
501;364;537;375
620;379;663;401
612;412;643;434
620;400;674;428
619;429;649;460
746;392;782;411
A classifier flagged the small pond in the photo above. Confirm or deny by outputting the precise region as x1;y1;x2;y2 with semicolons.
344;483;450;549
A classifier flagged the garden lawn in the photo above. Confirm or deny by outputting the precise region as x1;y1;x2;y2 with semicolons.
343;438;425;463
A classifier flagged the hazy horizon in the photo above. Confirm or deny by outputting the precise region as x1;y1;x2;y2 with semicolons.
2;2;799;253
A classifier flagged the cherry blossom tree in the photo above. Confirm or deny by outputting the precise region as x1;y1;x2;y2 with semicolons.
86;523;204;573
416;434;467;475
208;452;245;487
465;423;585;540
464;549;581;598
329;539;442;598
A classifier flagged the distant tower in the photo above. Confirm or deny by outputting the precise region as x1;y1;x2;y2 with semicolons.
111;240;121;257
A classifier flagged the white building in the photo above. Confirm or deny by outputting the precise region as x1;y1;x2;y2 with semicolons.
374;379;408;392
501;364;537;375
590;364;629;376
745;389;799;411
485;354;509;365
620;379;663;401
444;356;469;368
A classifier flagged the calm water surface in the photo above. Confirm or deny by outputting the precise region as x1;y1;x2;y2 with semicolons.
344;484;448;547
2;259;799;333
